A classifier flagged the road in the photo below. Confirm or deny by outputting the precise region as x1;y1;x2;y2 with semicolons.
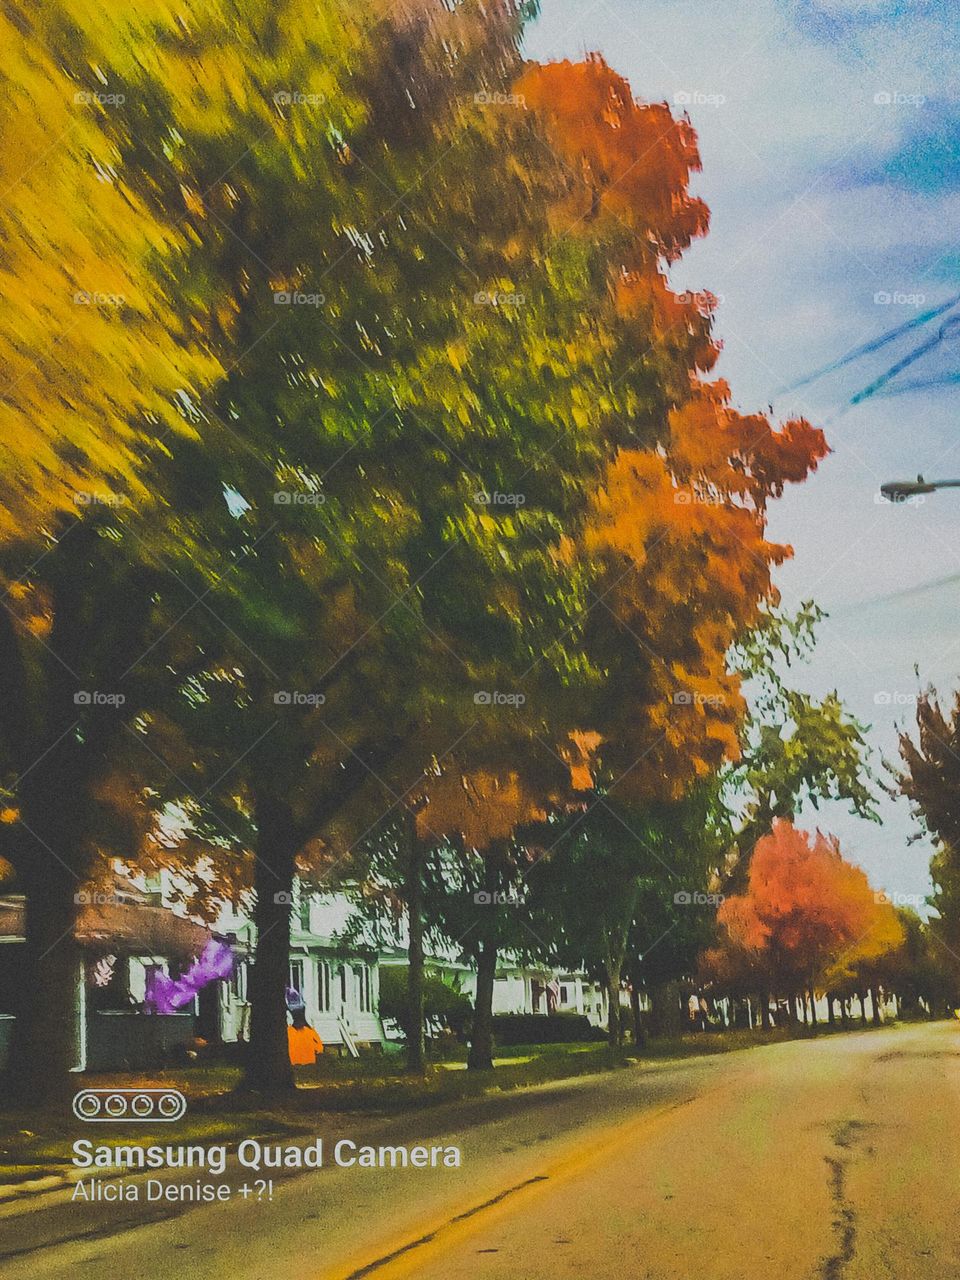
1;1022;957;1280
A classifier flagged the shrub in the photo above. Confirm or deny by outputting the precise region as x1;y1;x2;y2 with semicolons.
491;1012;605;1045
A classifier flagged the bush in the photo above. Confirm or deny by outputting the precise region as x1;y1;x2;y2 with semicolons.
379;966;473;1037
491;1012;605;1045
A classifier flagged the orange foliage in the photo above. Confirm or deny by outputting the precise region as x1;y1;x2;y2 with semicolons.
707;820;903;995
516;56;708;261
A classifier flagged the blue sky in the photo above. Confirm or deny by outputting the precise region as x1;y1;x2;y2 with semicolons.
525;0;960;903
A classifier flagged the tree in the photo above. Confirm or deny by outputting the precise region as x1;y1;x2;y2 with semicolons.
723;602;877;888
704;820;903;1023
0;2;216;539
899;687;960;985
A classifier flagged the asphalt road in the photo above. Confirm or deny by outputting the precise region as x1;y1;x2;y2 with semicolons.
2;1022;957;1280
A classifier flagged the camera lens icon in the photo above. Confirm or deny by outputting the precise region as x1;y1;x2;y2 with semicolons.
73;1088;186;1123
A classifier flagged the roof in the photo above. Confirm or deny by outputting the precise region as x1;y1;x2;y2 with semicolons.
0;896;213;959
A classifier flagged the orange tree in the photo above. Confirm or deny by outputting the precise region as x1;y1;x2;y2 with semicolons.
703;820;903;1024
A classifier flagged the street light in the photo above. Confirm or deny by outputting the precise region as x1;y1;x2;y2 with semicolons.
879;474;960;502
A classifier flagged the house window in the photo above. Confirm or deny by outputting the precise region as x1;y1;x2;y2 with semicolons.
354;965;372;1013
231;961;248;1002
288;959;304;1001
317;961;331;1013
339;964;348;1007
559;985;569;1004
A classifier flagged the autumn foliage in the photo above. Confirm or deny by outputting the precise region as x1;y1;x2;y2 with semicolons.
704;820;903;1005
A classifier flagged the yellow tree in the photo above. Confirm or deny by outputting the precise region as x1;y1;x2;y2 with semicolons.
0;2;217;538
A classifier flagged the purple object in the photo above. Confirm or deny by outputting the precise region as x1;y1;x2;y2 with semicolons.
145;939;235;1014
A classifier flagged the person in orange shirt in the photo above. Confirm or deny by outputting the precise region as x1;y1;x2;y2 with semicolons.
287;1008;324;1065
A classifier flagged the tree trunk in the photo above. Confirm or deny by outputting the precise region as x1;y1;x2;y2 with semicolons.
871;986;882;1025
630;984;646;1048
4;736;93;1106
468;936;498;1070
808;988;818;1028
404;815;427;1075
827;996;836;1027
5;849;82;1103
242;793;297;1095
759;990;771;1030
605;959;623;1048
858;991;867;1024
648;981;684;1037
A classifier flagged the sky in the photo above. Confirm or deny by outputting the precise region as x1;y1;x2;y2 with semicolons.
525;0;960;904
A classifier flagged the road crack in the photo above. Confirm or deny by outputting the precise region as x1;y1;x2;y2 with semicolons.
819;1120;870;1280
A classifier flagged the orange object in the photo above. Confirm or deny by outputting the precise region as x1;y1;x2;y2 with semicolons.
288;1023;324;1065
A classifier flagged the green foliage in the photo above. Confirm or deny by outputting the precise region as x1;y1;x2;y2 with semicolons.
727;602;878;862
378;965;472;1037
